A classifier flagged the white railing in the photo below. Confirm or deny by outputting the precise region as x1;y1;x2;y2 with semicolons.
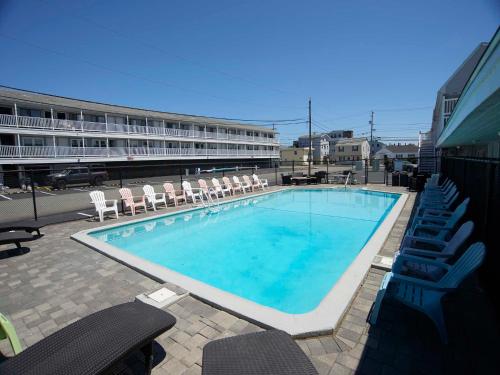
0;144;280;159
0;114;279;144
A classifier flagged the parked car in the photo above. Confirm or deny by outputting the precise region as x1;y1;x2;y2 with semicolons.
46;165;108;189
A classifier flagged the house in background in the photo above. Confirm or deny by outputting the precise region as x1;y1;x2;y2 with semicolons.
369;140;386;155
334;138;370;163
374;144;419;160
419;41;489;172
297;133;330;163
327;130;353;161
280;147;312;165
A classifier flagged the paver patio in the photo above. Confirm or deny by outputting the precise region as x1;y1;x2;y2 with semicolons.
0;186;497;374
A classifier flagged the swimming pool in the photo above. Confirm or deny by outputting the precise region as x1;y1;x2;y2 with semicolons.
74;188;406;335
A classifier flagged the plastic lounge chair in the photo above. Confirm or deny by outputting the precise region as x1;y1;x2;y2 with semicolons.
396;221;474;280
119;188;147;216
222;176;236;195
89;190;119;222
418;189;459;211
232;176;251;193
182;181;203;204
242;175;258;192
211;178;231;197
198;179;218;199
163;183;185;206
409;198;468;240
415;198;470;222
143;185;167;211
0;301;176;375
413;197;469;227
252;174;268;189
202;330;318;375
0;312;22;355
369;242;486;343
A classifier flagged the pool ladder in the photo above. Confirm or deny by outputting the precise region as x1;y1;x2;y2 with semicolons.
200;188;221;213
344;172;351;190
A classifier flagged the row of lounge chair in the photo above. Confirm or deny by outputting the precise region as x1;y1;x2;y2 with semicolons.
90;174;269;222
369;174;486;343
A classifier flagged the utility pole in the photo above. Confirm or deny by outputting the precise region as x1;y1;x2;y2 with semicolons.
369;111;375;159
308;98;312;176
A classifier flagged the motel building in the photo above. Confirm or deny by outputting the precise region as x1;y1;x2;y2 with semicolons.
0;87;280;185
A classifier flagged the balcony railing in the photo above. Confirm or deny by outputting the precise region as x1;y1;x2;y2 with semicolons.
0;145;280;159
0;114;279;144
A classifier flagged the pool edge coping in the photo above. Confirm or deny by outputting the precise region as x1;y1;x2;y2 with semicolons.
72;186;408;337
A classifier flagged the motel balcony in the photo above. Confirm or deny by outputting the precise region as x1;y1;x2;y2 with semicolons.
0;144;280;160
0;114;279;145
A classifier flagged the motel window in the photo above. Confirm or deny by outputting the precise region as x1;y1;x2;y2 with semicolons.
71;139;83;148
352;145;359;151
294;151;298;155
338;146;344;152
92;139;107;148
84;114;105;123
396;154;403;158
19;108;42;118
21;137;44;146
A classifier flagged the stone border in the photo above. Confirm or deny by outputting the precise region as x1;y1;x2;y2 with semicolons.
72;187;407;336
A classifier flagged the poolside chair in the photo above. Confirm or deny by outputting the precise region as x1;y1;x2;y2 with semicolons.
252;174;268;190
0;231;36;249
163;183;185;206
89;190;119;222
182;181;203;204
211;178;231;197
0;301;176;375
369;242;486;343
119;188;147;216
409;197;468;240
0;217;53;236
421;183;456;201
143;185;167;211
198;179;218;199
202;330;318;375
241;175;258;192
396;221;474;281
232;176;252;193
223;176;239;195
415;198;470;222
416;190;459;215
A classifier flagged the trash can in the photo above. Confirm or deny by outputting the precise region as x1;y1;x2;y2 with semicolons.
391;172;400;186
399;172;409;187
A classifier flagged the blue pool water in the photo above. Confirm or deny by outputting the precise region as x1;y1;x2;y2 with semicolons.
90;189;399;314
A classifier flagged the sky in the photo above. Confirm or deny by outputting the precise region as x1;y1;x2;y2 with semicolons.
0;0;498;145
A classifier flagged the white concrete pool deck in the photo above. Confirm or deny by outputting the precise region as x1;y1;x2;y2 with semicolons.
72;186;408;336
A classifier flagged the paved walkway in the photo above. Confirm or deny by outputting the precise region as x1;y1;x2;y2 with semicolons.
0;186;497;374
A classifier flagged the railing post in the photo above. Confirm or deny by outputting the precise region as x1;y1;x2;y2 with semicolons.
119;169;125;213
50;108;55;130
14;103;19;127
30;170;38;220
275;162;278;186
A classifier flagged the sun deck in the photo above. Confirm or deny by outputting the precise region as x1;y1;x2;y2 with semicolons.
0;186;497;374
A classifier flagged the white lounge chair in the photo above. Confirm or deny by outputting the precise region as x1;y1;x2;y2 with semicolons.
252;174;268;190
90;190;119;222
370;242;486;343
242;175;258;192
163;183;185;206
198;179;218;199
414;198;470;225
224;176;240;195
182;181;203;204
233;176;252;193
119;188;147;216
212;178;231;197
396;221;474;281
143;185;167;211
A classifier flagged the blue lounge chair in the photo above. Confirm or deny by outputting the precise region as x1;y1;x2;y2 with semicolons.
369;242;486;343
408;198;468;240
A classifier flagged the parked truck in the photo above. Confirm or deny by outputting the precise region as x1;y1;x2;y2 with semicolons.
46;165;108;189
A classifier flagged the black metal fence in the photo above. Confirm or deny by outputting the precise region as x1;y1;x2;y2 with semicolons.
441;156;500;304
0;157;442;224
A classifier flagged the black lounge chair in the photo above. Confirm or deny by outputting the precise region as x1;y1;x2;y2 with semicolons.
0;217;52;236
0;231;36;249
0;301;176;375
202;330;318;375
